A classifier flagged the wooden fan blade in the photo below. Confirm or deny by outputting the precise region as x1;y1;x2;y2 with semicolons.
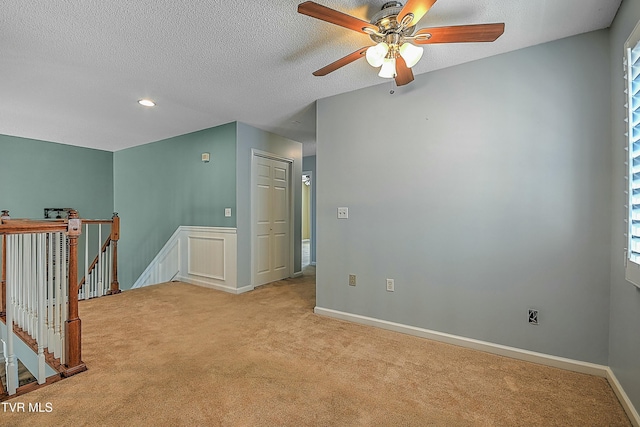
397;0;438;27
298;1;377;34
414;23;505;44
395;56;414;86
313;47;369;76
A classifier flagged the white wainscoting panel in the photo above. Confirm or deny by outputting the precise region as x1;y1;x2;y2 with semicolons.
188;236;225;280
133;226;243;293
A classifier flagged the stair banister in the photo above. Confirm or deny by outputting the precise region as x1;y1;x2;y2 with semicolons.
0;210;87;381
64;209;84;376
110;213;120;295
78;213;121;299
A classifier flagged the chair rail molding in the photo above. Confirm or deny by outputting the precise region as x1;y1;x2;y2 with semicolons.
132;226;243;293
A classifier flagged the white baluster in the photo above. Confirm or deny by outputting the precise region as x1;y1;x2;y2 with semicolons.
12;236;18;327
84;223;89;300
26;234;32;335
98;251;102;297
101;250;106;296
60;234;68;364
16;234;23;330
5;235;18;395
41;234;48;350
26;234;31;335
20;235;26;331
0;339;6;388
21;234;26;329
29;234;37;336
103;249;108;295
97;224;102;298
19;234;24;330
107;243;112;295
54;232;61;359
37;233;46;384
47;233;54;353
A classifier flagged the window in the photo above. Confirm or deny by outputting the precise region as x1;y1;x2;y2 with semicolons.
625;20;640;288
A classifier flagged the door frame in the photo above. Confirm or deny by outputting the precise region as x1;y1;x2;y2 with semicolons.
250;149;295;287
302;170;313;267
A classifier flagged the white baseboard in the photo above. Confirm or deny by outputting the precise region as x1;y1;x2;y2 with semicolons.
606;367;640;426
314;307;607;375
314;307;608;378
310;261;316;266
314;306;639;425
176;275;253;295
293;271;303;278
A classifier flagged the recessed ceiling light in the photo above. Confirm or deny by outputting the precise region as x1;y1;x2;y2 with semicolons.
138;99;156;107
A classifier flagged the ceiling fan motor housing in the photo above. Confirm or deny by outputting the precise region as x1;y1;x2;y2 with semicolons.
369;1;415;44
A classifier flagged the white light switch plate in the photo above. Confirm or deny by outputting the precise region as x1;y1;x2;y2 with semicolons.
224;208;232;217
337;207;349;219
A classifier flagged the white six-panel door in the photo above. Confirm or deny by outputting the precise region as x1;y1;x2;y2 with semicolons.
253;155;290;287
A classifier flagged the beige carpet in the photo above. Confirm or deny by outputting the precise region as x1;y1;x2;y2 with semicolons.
2;266;631;426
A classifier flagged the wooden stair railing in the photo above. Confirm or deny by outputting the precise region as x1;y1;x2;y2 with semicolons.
79;213;120;299
0;210;86;397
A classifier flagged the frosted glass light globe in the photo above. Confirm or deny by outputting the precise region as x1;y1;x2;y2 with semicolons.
366;42;389;67
378;57;396;78
399;43;424;68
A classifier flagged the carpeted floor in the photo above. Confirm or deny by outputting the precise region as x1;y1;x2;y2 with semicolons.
2;266;631;426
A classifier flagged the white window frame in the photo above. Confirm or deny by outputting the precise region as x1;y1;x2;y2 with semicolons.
624;19;640;289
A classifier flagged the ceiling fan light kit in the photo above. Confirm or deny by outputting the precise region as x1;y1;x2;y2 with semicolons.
297;0;505;86
379;57;397;78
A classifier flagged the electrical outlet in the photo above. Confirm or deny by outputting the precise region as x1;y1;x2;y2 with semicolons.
528;309;539;325
349;274;356;286
386;278;394;292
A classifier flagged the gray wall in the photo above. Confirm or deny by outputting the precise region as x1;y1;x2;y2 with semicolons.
0;134;113;219
316;30;612;364
236;122;303;288
609;0;640;410
303;155;317;264
114;123;237;289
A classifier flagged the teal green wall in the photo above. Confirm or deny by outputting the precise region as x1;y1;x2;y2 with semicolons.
113;123;237;289
0;134;113;219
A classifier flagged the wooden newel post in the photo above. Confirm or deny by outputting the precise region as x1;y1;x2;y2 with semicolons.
1;210;9;317
64;209;86;376
108;212;121;295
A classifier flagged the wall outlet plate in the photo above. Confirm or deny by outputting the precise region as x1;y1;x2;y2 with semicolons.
386;278;394;292
349;274;356;286
528;309;539;325
337;207;349;219
224;208;232;217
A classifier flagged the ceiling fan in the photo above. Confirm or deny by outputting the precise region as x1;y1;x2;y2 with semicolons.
298;0;505;86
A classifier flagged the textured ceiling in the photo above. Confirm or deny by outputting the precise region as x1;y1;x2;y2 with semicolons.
0;0;622;155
